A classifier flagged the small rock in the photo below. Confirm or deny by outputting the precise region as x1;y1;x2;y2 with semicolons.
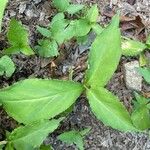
124;61;142;91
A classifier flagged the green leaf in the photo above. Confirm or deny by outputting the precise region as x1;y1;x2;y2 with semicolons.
40;145;53;150
66;4;84;14
131;94;150;130
87;87;137;131
139;53;147;66
0;55;15;78
79;127;91;136
51;17;69;45
0;0;8;32
121;38;146;56
92;24;104;35
36;39;59;58
85;4;99;23
4;19;34;55
85;14;121;88
58;128;90;150
37;26;51;38
73;19;92;37
0;79;83;124
137;67;150;84
50;13;65;27
131;106;150;130
8;119;62;150
53;0;70;12
146;34;150;48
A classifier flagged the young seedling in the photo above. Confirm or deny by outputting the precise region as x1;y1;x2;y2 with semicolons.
0;55;15;78
3;19;34;56
36;4;99;57
58;128;91;150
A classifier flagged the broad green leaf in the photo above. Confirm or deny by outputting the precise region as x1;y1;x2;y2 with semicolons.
85;14;121;88
37;26;51;38
66;4;84;14
131;94;150;130
58;128;90;150
0;0;8;31
92;24;103;35
137;67;150;84
0;55;15;77
36;39;59;57
121;38;146;56
8;119;62;150
87;87;137;131
86;4;99;23
53;0;70;12
0;79;83;124
4;19;34;55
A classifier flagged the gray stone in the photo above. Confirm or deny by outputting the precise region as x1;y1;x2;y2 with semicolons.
124;61;142;91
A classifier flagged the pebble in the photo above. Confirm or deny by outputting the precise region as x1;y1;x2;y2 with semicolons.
123;61;142;91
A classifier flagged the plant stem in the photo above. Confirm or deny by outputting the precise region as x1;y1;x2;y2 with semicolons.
0;140;7;145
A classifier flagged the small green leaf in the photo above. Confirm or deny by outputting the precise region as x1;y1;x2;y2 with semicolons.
137;67;150;84
51;17;69;45
131;106;150;130
121;38;146;56
131;94;150;130
0;55;15;78
139;53;147;66
37;26;51;38
146;34;150;48
8;119;62;150
0;0;8;32
0;79;83;124
53;0;70;12
50;13;65;27
66;4;84;14
73;19;92;37
86;4;99;23
85;14;121;88
4;19;34;55
87;87;137;131
58;128;90;150
79;127;91;136
36;39;59;57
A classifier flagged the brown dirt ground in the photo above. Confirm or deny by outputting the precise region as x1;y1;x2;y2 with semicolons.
0;0;150;149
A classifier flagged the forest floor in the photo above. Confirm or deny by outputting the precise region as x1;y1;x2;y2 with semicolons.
0;0;150;149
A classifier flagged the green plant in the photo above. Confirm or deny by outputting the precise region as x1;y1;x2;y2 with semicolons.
0;1;150;149
36;3;99;57
53;0;84;14
0;55;15;78
0;0;8;32
3;19;34;55
121;36;150;66
0;13;142;149
58;128;91;150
